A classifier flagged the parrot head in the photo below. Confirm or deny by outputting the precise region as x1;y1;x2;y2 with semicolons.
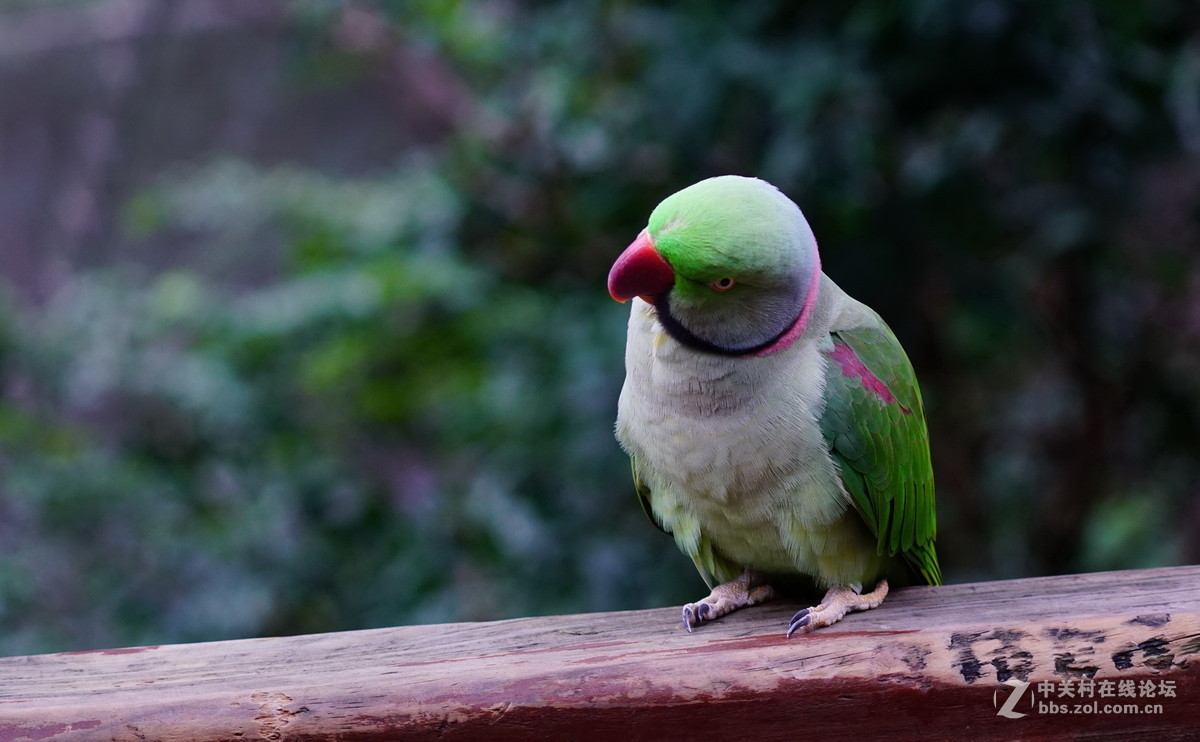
607;175;822;356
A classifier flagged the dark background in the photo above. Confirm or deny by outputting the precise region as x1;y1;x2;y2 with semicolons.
1;0;1197;655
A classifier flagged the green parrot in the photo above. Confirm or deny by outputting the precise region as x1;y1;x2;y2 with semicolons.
608;175;940;636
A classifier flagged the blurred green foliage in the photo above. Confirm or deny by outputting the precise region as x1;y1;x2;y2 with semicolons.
1;0;1198;654
1;157;679;653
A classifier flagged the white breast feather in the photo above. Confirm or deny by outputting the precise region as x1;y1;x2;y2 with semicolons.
615;298;865;580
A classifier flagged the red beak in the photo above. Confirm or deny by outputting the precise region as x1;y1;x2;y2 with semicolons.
607;230;675;303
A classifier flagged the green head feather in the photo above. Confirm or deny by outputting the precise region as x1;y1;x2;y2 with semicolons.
645;176;821;355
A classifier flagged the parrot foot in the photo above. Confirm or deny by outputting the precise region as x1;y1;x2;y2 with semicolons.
681;571;776;633
786;579;889;637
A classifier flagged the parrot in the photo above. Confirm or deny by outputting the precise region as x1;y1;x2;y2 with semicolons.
607;175;940;636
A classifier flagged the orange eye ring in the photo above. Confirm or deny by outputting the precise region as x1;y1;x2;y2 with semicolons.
710;277;736;292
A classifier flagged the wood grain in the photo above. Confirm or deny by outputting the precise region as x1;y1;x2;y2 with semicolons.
1;565;1198;741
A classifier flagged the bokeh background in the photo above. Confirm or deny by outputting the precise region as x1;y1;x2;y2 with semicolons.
1;0;1198;656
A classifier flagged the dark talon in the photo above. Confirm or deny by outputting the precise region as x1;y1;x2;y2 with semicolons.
786;611;811;638
683;602;714;633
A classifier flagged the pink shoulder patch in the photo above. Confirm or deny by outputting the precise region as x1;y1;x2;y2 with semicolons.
829;339;910;413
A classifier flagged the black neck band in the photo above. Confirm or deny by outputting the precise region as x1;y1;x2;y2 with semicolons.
654;294;796;357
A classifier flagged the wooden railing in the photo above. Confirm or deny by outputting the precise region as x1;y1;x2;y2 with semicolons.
2;565;1198;740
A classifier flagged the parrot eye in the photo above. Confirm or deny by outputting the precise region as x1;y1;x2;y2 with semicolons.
710;277;736;292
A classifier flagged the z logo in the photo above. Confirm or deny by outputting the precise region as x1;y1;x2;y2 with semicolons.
994;678;1032;719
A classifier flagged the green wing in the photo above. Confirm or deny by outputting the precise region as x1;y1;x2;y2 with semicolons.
819;319;941;586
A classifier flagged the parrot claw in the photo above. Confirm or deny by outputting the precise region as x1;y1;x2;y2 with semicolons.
785;580;889;637
680;571;776;633
785;608;811;637
682;601;719;631
681;603;711;632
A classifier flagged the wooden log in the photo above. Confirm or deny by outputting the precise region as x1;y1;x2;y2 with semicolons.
1;565;1198;741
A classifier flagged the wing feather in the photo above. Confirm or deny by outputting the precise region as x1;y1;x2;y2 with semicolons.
819;318;941;585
